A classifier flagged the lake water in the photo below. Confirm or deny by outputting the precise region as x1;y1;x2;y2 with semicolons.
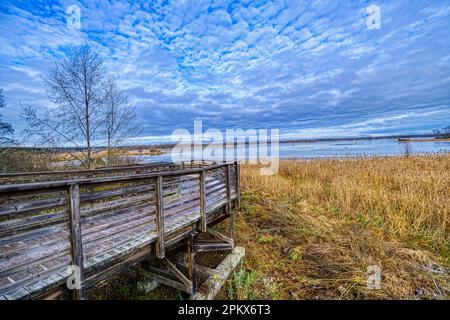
131;138;450;163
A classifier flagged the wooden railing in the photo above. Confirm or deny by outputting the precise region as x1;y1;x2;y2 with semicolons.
0;162;186;184
0;162;240;300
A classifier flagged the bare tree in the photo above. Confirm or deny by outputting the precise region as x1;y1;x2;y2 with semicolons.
433;125;450;138
402;142;413;157
21;45;105;169
102;76;140;166
0;89;14;147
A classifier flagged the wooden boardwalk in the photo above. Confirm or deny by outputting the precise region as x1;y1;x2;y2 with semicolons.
0;162;240;299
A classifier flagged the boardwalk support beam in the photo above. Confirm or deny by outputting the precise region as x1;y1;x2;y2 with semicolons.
68;184;85;300
140;267;192;294
193;228;234;253
225;164;234;241
207;228;234;247
234;161;240;209
155;176;165;259
142;236;197;295
188;233;197;294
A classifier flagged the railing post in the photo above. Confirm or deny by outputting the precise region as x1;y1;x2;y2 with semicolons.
234;161;240;209
187;233;197;294
199;170;207;232
225;164;234;241
155;176;165;258
68;183;85;300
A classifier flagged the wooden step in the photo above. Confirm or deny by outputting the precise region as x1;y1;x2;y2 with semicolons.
193;241;233;253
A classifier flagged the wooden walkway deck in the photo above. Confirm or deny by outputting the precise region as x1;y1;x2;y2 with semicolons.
0;162;240;299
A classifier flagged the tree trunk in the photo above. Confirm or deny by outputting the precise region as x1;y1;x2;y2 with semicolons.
107;133;111;168
83;66;91;170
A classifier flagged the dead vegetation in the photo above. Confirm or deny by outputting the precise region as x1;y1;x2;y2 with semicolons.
0;148;60;172
226;155;449;299
0;147;142;173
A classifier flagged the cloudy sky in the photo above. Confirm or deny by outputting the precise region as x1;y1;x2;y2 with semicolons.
0;0;449;143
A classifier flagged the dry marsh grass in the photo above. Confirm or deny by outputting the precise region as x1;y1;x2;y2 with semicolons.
228;154;449;299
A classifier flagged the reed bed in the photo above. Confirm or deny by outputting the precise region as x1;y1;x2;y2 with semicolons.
229;154;449;299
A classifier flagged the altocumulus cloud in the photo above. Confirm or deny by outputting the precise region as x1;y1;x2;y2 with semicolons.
0;0;450;143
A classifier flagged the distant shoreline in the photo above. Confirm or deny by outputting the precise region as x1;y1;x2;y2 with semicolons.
397;137;450;142
3;133;449;152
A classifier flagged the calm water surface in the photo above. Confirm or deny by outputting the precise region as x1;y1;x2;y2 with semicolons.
133;139;450;163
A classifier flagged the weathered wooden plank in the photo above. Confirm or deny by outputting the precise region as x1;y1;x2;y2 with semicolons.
0;210;67;238
206;192;227;211
84;232;155;270
0;197;67;219
67;184;85;300
162;258;192;288
80;183;154;203
82;209;154;249
193;241;233;252
81;193;152;217
0;163;230;193
0;162;178;178
84;243;152;289
163;196;200;219
0;188;66;202
141;267;191;294
164;222;197;248
3;287;31;300
79;174;199;203
199;171;207;232
225;165;234;241
0;228;69;261
155;176;165;259
225;165;231;215
0;224;65;247
0;241;70;278
207;228;234;246
0;261;68;297
187;233;196;293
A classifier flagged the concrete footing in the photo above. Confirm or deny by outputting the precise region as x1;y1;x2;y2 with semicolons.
192;246;245;300
137;246;245;300
137;277;161;293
